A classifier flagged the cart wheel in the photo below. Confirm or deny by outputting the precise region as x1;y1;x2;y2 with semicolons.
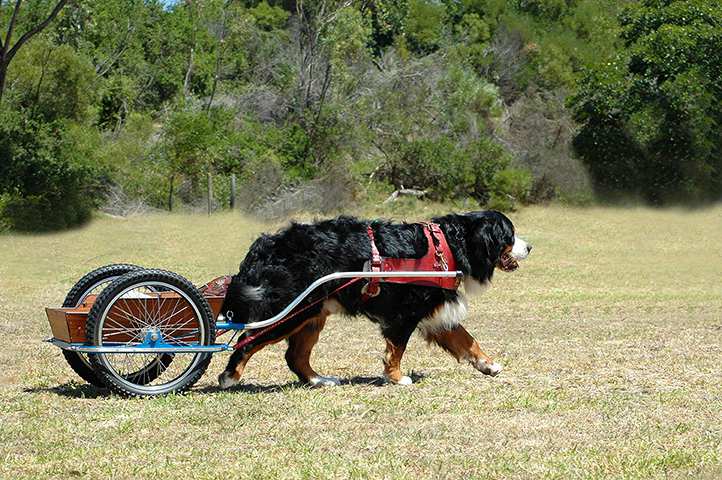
62;264;142;387
61;264;176;388
86;269;216;397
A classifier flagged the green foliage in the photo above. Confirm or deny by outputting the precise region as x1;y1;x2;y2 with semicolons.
488;168;533;210
3;0;717;230
571;0;722;203
248;1;289;30
0;109;105;231
367;0;408;52
6;39;97;122
159;108;235;202
406;0;447;53
382;137;515;203
322;6;372;90
96;113;168;208
516;0;569;21
452;13;491;69
224;118;312;181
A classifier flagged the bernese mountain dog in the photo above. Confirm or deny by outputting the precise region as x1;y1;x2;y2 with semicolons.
218;210;531;388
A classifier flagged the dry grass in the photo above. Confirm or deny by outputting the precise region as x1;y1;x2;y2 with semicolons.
0;205;721;479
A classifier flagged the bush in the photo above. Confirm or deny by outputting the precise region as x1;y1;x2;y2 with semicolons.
487;168;533;211
379;137;512;203
0;110;105;231
406;0;447;53
516;0;568;21
6;40;97;123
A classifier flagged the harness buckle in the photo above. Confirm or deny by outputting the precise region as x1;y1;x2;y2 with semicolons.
361;281;381;298
435;250;449;271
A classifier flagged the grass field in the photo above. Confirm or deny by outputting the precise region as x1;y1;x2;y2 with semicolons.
1;205;721;479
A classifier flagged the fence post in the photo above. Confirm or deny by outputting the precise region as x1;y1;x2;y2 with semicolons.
207;171;213;215
230;173;236;210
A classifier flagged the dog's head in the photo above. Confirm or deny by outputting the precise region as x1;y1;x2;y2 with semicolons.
463;210;532;282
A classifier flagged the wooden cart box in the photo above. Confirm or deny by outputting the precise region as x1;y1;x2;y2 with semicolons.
46;293;225;344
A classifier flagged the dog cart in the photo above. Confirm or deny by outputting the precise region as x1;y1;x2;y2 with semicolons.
45;263;463;397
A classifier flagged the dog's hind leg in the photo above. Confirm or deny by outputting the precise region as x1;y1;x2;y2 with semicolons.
285;315;338;387
218;323;306;389
218;311;332;389
218;344;265;389
425;324;502;376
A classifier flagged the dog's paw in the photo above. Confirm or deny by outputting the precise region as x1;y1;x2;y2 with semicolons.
308;375;341;387
474;360;503;377
384;375;413;385
218;371;239;389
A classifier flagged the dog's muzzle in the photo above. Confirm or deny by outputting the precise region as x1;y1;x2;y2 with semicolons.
498;236;531;272
498;252;519;272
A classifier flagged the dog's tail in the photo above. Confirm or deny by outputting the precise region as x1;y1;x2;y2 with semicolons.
221;265;294;324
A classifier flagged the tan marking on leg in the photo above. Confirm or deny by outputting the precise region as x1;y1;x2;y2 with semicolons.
285;315;327;383
427;324;502;376
220;315;325;389
229;343;263;381
383;339;412;384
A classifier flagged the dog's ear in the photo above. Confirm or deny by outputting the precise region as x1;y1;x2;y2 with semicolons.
472;220;505;262
439;217;472;273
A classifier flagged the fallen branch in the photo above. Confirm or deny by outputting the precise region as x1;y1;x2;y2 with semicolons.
383;188;427;204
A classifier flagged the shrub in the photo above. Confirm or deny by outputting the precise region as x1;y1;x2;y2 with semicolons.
379;137;512;203
0;110;105;231
406;0;447;53
487;168;533;211
6;40;97;123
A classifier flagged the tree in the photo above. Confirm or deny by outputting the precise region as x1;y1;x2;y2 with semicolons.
0;0;69;102
571;0;722;204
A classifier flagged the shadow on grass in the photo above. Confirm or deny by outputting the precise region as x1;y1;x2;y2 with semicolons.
200;371;427;393
24;383;108;399
27;371;428;398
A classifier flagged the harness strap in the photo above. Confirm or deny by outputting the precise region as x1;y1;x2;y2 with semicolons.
422;222;449;271
361;225;382;300
233;276;364;350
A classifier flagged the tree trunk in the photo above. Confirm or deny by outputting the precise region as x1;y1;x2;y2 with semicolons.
0;62;7;103
183;1;198;98
206;3;227;114
0;0;70;103
183;47;194;97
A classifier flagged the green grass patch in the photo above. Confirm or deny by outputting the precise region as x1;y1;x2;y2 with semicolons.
1;205;721;479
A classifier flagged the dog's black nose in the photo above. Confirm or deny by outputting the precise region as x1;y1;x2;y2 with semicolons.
527;244;532;253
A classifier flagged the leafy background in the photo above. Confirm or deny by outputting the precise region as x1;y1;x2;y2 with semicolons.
1;0;720;231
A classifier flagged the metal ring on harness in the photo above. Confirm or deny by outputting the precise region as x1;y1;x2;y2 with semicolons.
361;281;381;298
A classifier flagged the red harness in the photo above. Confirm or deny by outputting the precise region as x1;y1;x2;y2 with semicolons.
362;222;460;299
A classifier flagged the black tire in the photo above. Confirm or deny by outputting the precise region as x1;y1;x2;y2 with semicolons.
86;269;216;397
61;264;176;388
61;264;143;387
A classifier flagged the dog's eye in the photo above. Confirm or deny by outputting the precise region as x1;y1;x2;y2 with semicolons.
226;310;234;319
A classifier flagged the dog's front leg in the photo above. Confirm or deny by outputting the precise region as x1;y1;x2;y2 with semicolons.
382;323;417;385
427;325;502;376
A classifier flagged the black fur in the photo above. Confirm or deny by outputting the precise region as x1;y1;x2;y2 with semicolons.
221;210;516;378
